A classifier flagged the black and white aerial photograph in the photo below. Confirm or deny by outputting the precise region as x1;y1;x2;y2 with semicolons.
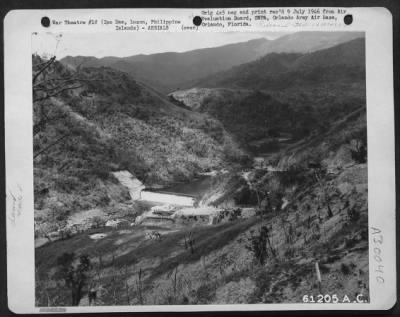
33;31;368;306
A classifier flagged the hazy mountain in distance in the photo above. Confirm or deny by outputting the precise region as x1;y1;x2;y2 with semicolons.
61;31;364;93
61;38;270;93
60;55;119;70
193;38;365;90
262;31;364;54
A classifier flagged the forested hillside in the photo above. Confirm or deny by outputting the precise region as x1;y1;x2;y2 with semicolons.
171;38;366;157
193;38;365;90
33;55;246;231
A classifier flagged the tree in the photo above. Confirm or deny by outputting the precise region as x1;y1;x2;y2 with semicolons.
349;139;367;164
35;221;58;243
314;169;338;219
136;267;144;305
345;126;367;164
184;232;195;254
56;253;91;306
32;55;81;126
32;55;80;159
246;226;276;265
90;216;105;229
32;53;105;159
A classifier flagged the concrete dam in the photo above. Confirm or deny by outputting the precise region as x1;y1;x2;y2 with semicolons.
112;170;209;207
140;190;195;206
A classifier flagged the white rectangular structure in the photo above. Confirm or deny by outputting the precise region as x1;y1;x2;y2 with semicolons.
140;191;195;206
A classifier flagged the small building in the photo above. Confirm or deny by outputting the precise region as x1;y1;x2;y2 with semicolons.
105;219;124;228
241;207;257;218
208;214;219;225
150;204;175;214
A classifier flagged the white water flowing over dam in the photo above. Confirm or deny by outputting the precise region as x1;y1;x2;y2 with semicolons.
140;190;195;206
113;170;195;206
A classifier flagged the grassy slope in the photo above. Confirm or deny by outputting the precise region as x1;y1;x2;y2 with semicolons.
145;164;369;305
35;218;259;305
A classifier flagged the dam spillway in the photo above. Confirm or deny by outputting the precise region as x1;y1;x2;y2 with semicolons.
140;190;195;206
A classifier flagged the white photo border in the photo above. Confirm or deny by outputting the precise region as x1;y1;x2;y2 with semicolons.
4;7;396;313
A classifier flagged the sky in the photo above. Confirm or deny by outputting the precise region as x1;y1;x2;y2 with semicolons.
32;31;290;59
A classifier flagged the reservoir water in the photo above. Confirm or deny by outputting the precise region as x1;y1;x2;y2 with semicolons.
155;175;215;197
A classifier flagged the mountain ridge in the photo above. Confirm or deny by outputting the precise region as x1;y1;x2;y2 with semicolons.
192;38;365;90
170;38;366;156
61;32;364;93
